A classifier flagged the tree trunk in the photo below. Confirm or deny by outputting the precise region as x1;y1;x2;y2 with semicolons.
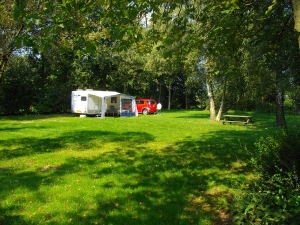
185;90;188;109
216;77;226;121
158;83;162;103
0;22;25;78
0;53;10;78
168;84;171;110
275;65;286;126
275;86;286;127
292;0;300;48
206;81;216;120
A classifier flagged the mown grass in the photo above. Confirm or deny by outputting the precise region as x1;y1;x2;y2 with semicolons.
0;110;298;224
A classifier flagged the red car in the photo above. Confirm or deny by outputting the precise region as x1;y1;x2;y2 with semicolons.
136;98;157;115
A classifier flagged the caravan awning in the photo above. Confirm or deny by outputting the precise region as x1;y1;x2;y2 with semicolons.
75;90;136;118
87;91;120;98
86;91;120;119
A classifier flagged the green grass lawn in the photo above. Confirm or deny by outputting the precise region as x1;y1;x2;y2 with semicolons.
0;110;298;224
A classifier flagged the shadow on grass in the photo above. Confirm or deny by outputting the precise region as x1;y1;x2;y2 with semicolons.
0;205;30;225
0;126;41;132
0;127;265;225
90;130;255;225
0;130;154;160
0;114;77;121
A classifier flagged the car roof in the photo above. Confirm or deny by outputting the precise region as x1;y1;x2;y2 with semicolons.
136;98;156;101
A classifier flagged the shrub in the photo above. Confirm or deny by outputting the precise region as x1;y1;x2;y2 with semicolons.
232;177;300;224
232;126;300;225
252;126;300;181
32;84;71;114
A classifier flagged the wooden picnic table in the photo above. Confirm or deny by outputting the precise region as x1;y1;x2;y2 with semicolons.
222;115;253;125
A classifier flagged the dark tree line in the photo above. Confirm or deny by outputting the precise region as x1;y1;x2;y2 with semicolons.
0;0;299;124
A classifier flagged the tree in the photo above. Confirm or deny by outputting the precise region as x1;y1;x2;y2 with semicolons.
292;0;300;47
112;46;149;95
243;0;297;126
5;0;299;119
0;0;31;78
195;0;298;126
0;55;36;114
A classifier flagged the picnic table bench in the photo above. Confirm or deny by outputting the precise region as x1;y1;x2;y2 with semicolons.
222;115;253;125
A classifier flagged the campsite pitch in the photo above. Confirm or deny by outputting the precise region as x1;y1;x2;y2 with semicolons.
0;110;297;224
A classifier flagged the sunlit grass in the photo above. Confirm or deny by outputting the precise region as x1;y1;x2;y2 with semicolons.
1;110;299;224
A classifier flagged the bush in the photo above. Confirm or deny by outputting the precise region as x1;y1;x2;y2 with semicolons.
232;177;300;224
232;126;300;225
252;126;300;181
32;85;71;114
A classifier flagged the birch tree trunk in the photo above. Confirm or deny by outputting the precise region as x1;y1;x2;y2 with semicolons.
292;0;300;48
158;84;162;103
216;77;226;121
206;81;216;121
168;84;171;110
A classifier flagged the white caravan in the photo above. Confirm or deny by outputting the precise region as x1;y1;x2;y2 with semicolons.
71;89;138;118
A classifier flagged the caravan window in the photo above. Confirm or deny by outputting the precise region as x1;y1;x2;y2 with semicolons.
81;96;87;101
111;97;117;103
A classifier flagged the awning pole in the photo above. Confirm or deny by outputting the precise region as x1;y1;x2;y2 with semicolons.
101;97;106;118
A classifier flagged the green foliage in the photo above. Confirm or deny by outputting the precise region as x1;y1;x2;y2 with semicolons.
252;126;300;180
0;54;73;115
0;55;35;114
232;125;300;224
233;177;300;224
32;84;71;114
1;0;300;115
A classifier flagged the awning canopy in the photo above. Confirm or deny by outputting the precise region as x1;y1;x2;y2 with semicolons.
87;91;120;98
85;91;136;118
